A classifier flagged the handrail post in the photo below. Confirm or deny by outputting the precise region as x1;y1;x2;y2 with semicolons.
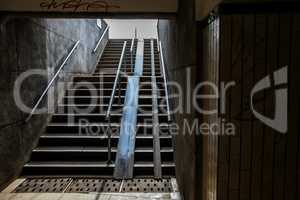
106;41;127;164
107;117;112;164
118;77;121;105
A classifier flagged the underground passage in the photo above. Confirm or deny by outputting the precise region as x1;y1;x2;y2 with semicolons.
0;1;300;200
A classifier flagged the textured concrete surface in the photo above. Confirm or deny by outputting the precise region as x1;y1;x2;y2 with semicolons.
0;17;107;190
157;0;199;199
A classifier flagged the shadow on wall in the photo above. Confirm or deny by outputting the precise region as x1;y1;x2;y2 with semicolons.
157;0;198;198
0;17;108;190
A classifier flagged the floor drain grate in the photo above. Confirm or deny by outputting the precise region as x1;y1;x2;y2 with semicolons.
66;179;121;193
14;178;72;193
121;179;172;193
13;178;173;193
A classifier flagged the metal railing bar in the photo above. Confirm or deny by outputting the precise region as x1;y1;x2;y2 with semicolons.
130;36;135;72
106;41;127;119
159;41;171;122
130;37;135;53
26;40;80;122
105;41;127;164
93;26;109;53
151;40;162;178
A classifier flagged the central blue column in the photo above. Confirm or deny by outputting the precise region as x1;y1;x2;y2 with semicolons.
114;40;144;179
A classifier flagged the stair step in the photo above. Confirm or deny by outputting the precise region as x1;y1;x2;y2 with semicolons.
66;88;165;96
69;82;165;90
93;71;161;76
33;146;174;153
30;147;173;162
94;68;161;72
24;161;114;168
21;38;176;179
62;96;167;105
45;123;171;135
96;63;160;66
73;75;164;82
71;81;164;85
22;161;175;177
23;161;175;169
93;69;161;73
50;113;169;123
38;135;173;148
56;104;168;114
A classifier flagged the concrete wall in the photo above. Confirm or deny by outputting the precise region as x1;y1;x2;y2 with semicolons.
158;0;199;199
0;17;107;189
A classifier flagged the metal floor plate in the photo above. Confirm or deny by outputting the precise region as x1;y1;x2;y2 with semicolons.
66;179;121;193
13;178;174;193
120;179;172;193
13;178;72;193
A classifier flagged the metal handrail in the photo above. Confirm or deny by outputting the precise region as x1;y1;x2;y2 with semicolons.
130;36;135;72
93;26;109;53
105;41;127;120
158;41;171;122
105;41;127;164
156;38;160;52
151;39;162;178
26;40;80;122
130;37;135;53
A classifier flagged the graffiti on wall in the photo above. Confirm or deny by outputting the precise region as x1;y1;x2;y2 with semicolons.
40;0;120;12
0;0;177;13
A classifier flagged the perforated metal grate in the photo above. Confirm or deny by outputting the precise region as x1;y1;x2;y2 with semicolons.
13;178;174;193
120;179;172;193
66;179;121;193
13;178;72;193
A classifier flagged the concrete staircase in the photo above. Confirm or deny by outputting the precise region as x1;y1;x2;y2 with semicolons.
22;39;175;179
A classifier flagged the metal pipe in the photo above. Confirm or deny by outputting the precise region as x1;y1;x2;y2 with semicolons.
93;26;109;53
26;40;80;122
151;40;162;178
107;117;112;164
106;41;127;164
106;41;127;119
130;37;135;72
159;41;171;122
130;37;135;53
157;38;160;52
